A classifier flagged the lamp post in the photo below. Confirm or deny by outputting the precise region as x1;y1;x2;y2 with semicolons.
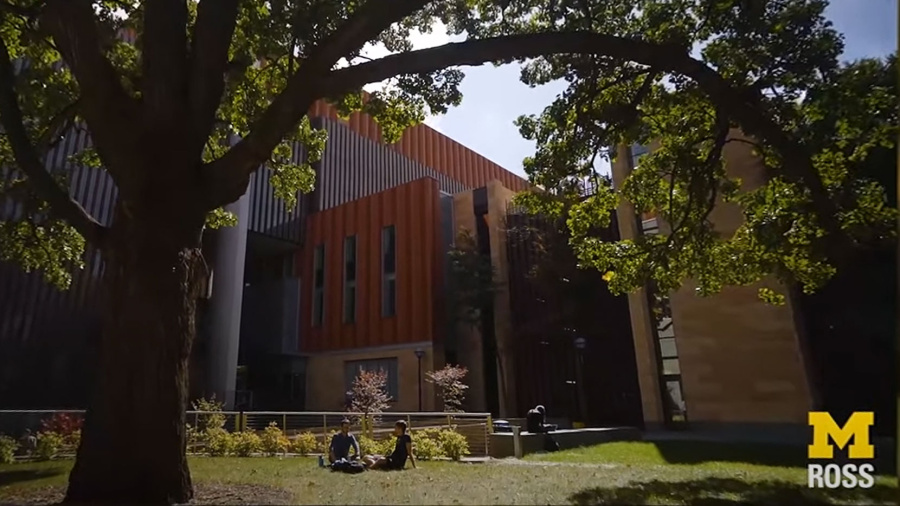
415;348;425;411
573;337;588;427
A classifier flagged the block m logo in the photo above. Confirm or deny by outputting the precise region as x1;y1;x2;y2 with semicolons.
808;412;875;460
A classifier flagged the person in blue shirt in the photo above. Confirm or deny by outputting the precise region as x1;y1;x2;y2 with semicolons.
329;419;361;463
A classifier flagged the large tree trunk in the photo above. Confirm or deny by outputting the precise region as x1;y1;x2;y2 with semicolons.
65;202;207;504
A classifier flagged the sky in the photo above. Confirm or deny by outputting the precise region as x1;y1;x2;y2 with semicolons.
361;0;898;179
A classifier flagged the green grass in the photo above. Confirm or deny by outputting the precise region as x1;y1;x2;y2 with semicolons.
1;442;897;505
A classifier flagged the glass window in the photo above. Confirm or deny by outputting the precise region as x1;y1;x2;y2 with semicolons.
343;236;357;324
381;225;397;317
659;338;678;359
312;244;325;326
344;358;399;400
665;380;687;421
662;358;681;376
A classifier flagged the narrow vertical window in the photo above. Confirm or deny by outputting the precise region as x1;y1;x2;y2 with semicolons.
343;235;357;323
312;244;325;326
381;225;397;317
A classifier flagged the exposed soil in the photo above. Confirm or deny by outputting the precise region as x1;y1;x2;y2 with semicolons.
0;482;294;505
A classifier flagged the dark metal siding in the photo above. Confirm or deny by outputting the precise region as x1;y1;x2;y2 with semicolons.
314;118;467;210
246;141;309;244
309;100;529;192
504;209;644;427
0;127;108;408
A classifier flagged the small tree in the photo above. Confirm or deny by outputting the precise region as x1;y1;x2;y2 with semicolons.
426;365;469;412
347;369;392;437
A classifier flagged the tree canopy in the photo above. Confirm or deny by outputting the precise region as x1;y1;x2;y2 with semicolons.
0;0;894;303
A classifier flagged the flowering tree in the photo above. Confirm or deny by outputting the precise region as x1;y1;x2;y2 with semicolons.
426;364;469;412
347;369;392;435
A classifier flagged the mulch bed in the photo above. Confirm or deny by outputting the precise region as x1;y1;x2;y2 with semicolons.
0;483;294;505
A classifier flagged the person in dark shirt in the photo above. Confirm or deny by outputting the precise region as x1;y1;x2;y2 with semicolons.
364;420;416;470
329;419;360;463
526;405;547;433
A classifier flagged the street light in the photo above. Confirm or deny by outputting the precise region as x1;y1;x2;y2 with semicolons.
414;348;426;411
573;337;588;427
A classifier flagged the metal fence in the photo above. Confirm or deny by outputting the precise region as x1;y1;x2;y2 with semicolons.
0;410;493;458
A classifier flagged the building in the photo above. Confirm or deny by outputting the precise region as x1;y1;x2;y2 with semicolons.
0;100;538;414
612;137;896;438
3;100;890;436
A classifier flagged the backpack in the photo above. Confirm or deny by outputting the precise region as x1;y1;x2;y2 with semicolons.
330;459;366;474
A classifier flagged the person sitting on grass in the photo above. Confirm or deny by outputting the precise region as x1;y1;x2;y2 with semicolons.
363;420;416;470
329;419;361;464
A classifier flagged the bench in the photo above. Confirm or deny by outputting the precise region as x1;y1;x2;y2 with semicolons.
489;427;642;458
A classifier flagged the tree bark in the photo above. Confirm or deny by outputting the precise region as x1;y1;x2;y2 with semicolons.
64;202;207;505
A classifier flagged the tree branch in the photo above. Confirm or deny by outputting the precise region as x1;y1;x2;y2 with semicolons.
35;99;78;152
314;32;844;242
41;0;140;187
187;0;240;158
201;0;433;208
142;0;189;127
0;33;106;245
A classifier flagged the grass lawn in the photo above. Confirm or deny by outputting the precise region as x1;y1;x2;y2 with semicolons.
1;442;897;505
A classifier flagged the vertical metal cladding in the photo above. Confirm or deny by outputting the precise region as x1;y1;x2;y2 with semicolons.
299;177;441;353
0;128;112;406
308;100;528;193
315;118;468;210
246;141;308;244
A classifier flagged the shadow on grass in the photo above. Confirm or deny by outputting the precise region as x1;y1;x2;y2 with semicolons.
0;467;66;487
569;477;897;505
649;440;896;475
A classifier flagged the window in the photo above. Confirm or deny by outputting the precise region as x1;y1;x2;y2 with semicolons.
631;144;650;168
381;225;397;317
343;235;357;323
312;244;325;326
344;358;399;400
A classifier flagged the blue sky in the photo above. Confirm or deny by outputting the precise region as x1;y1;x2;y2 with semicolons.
381;0;897;178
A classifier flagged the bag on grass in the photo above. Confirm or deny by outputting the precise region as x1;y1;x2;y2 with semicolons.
331;458;366;474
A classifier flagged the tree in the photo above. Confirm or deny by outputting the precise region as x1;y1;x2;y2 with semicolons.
0;0;892;502
426;364;469;412
347;369;392;436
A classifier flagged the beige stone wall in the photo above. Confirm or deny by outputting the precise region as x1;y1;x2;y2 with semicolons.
484;181;518;417
450;189;488;412
611;145;665;427
613;134;813;427
669;131;812;424
305;343;437;412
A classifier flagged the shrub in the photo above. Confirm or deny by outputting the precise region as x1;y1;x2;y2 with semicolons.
425;365;469;412
437;429;470;461
186;424;201;448
260;422;289;456
192;396;226;432
35;432;64;461
204;428;233;456
0;435;17;464
357;434;394;456
291;432;319;456
411;429;445;460
64;430;81;452
40;413;83;437
232;430;262;457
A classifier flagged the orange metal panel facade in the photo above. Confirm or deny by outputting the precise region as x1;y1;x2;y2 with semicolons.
299;177;443;353
308;99;528;192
